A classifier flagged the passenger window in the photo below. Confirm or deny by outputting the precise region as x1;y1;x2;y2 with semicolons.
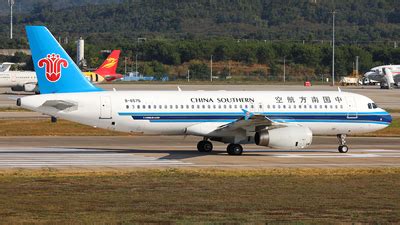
191;105;195;109
126;105;129;109
143;105;146;109
132;105;135;109
224;105;227;109
202;105;205;109
299;105;302;109
218;105;222;109
181;105;184;109
137;105;141;109
234;105;238;109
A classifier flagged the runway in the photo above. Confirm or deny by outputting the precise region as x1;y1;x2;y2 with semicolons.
0;136;399;168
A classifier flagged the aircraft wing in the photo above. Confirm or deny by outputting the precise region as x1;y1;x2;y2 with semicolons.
210;110;285;136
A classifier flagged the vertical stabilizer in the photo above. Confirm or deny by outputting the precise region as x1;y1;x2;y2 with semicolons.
95;50;121;75
26;26;102;94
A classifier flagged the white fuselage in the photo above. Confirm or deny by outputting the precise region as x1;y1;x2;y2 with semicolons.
364;65;400;84
19;91;391;139
0;71;37;91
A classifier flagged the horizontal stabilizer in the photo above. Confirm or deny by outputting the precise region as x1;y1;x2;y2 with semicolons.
40;100;78;111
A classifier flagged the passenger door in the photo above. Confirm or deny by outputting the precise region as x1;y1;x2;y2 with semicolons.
346;96;358;119
99;96;112;119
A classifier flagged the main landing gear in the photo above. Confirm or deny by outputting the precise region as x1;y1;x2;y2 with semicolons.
197;139;213;152
197;139;244;155
227;144;243;155
337;134;349;153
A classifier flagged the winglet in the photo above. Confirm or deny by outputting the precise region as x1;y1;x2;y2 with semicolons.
241;109;254;120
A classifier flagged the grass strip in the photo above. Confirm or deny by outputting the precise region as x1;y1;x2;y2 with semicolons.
0;168;399;223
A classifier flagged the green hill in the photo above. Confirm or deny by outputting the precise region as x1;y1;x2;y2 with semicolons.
1;0;400;42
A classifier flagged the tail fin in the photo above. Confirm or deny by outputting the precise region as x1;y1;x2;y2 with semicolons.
95;50;121;75
26;26;102;94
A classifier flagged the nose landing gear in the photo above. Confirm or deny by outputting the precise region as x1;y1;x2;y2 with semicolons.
337;134;349;153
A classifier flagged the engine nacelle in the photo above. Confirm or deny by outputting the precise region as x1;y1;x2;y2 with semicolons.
255;126;313;149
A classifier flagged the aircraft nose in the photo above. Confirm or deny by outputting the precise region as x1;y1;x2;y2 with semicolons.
382;111;392;126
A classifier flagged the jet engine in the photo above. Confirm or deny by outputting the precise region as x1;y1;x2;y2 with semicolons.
254;126;313;149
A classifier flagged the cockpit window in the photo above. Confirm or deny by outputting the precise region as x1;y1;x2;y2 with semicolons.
368;103;378;109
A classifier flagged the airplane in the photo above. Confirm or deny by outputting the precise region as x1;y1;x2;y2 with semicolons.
363;65;400;89
0;62;38;93
83;50;123;83
17;26;392;155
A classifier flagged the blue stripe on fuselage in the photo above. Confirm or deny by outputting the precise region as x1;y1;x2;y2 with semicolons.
118;111;392;125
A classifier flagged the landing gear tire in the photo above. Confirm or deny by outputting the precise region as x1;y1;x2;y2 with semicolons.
227;144;243;155
338;145;349;153
197;140;213;152
337;134;349;153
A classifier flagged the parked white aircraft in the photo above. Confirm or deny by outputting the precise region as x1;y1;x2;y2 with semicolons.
17;26;392;155
0;62;38;93
363;65;400;88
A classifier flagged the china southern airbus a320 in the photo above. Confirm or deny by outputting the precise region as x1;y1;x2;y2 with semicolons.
17;26;392;155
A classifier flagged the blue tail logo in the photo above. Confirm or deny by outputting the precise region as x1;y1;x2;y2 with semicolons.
38;53;68;83
26;26;102;94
